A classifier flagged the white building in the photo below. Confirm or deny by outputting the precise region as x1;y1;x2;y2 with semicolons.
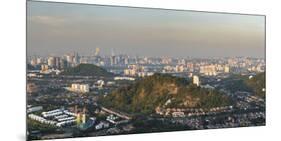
82;114;86;124
80;84;90;93
70;84;90;93
124;69;136;76
172;112;185;117
47;57;55;67
193;75;200;86
95;121;109;130
96;80;105;88
224;66;230;73
27;106;43;113
114;76;135;81
200;65;217;76
137;72;154;77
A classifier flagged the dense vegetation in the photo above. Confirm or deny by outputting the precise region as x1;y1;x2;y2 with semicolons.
27;64;41;70
101;73;232;115
217;72;265;98
61;64;114;77
218;75;252;93
27;119;57;132
246;72;265;98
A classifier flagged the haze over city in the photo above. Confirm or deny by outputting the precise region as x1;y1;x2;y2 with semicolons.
27;1;265;58
26;1;266;140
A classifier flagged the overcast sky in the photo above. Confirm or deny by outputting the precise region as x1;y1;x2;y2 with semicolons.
27;1;265;58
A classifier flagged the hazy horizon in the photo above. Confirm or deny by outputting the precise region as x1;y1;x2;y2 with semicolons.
27;1;265;58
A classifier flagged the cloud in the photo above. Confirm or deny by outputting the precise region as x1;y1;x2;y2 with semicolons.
29;15;66;27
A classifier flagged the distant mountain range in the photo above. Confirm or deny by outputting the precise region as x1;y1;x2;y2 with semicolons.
61;64;114;77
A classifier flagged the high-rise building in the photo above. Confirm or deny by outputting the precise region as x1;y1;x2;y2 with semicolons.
200;65;217;76
70;84;90;93
65;53;79;66
47;57;55;67
178;59;186;65
124;57;129;65
161;58;172;64
73;52;80;65
80;84;90;93
124;69;136;76
187;63;194;72
59;59;68;69
41;64;49;72
224;66;230;73
30;58;37;66
54;57;61;69
36;57;42;64
66;54;74;64
110;55;117;66
193;75;200;86
175;65;184;72
48;56;62;69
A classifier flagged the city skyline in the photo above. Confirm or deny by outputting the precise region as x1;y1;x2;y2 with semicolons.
27;1;265;58
26;2;266;140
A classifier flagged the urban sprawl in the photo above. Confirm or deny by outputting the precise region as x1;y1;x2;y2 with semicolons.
27;48;265;140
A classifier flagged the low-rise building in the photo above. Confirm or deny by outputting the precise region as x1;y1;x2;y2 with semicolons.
27;106;43;113
95;121;110;130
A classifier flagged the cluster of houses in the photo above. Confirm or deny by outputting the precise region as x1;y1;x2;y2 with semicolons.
156;106;234;118
106;114;130;125
28;114;57;125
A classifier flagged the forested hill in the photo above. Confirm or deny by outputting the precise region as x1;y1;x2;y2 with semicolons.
101;73;232;115
246;72;266;98
61;64;114;77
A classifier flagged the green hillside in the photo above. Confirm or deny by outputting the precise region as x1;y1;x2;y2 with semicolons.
101;73;232;114
61;64;114;77
246;72;266;98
